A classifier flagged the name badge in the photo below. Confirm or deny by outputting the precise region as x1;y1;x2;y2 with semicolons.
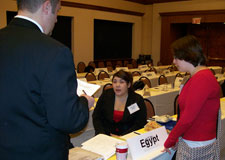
128;103;140;114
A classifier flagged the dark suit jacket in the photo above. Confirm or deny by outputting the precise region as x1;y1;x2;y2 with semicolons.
92;89;147;136
0;18;89;160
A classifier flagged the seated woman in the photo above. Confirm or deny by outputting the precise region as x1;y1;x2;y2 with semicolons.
92;70;147;136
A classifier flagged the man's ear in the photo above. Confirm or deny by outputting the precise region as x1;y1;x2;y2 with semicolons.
42;0;51;15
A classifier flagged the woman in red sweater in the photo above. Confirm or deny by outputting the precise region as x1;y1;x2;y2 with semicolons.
163;35;220;159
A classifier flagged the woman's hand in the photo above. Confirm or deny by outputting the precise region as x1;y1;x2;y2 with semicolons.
161;147;171;154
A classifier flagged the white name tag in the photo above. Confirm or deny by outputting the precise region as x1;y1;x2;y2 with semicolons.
128;103;140;114
127;126;168;160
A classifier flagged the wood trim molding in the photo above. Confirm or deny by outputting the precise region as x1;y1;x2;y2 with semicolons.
160;10;225;16
61;1;145;16
208;57;225;61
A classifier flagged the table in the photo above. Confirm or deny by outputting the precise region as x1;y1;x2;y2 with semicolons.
208;66;222;74
70;96;225;159
136;85;179;116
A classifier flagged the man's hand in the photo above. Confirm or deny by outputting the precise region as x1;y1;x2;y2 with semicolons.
81;94;95;108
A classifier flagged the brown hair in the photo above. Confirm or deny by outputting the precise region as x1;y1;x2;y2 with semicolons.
112;70;133;89
171;35;206;67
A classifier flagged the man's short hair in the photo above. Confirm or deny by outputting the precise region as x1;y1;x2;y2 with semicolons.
17;0;59;13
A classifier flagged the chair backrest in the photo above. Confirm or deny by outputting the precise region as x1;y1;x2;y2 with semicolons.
77;61;86;73
107;66;114;72
98;71;110;80
157;61;162;66
139;76;151;88
85;72;96;81
106;61;113;67
127;63;133;69
116;60;123;67
185;72;190;76
221;66;225;74
175;73;183;78
144;99;155;120
88;61;96;69
98;61;105;68
145;67;157;74
174;94;179;115
103;83;113;91
132;59;138;68
158;75;168;85
123;60;129;67
132;71;141;77
210;68;215;75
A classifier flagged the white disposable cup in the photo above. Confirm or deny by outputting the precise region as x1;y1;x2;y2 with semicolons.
116;142;128;160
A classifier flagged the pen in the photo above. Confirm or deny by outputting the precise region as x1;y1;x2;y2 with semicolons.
82;90;87;95
133;131;141;135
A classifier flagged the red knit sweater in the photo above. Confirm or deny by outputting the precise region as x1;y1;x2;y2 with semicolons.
164;69;220;148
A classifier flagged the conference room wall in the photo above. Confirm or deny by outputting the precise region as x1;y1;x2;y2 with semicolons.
151;0;225;65
0;0;152;67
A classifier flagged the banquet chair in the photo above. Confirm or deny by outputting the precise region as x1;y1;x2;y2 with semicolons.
103;83;113;91
174;94;179;115
85;72;96;81
144;99;155;120
221;66;225;74
106;61;113;67
123;60;129;67
210;68;215;75
158;75;168;85
185;72;190;76
127;63;133;69
157;61;162;66
98;61;105;68
116;60;123;67
88;61;96;69
145;67;157;74
139;76;151;88
77;61;86;73
132;71;141;77
107;66;114;72
175;73;183;78
132;59;138;68
98;71;110;80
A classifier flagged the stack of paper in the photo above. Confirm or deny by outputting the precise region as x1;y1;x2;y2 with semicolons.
69;147;103;160
81;134;124;160
77;79;101;96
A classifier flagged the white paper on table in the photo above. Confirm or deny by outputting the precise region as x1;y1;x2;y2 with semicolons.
77;79;101;96
81;134;124;160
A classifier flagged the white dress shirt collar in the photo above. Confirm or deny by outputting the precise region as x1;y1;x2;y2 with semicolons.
15;15;44;33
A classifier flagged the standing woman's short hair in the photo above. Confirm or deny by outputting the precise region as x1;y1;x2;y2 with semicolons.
171;35;206;67
17;0;59;13
112;70;133;89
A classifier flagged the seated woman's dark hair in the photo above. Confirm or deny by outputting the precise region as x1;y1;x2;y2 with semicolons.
112;70;133;89
171;35;206;67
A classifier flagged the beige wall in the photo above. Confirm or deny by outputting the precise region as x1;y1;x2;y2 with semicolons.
1;0;225;66
151;0;225;65
0;0;152;66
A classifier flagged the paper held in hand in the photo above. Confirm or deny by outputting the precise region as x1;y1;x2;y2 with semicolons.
77;79;101;96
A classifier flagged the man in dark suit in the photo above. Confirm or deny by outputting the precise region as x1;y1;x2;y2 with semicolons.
0;0;94;159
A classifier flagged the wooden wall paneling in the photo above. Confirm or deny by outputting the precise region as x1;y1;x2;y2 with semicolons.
207;23;225;61
160;16;172;65
160;10;225;67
